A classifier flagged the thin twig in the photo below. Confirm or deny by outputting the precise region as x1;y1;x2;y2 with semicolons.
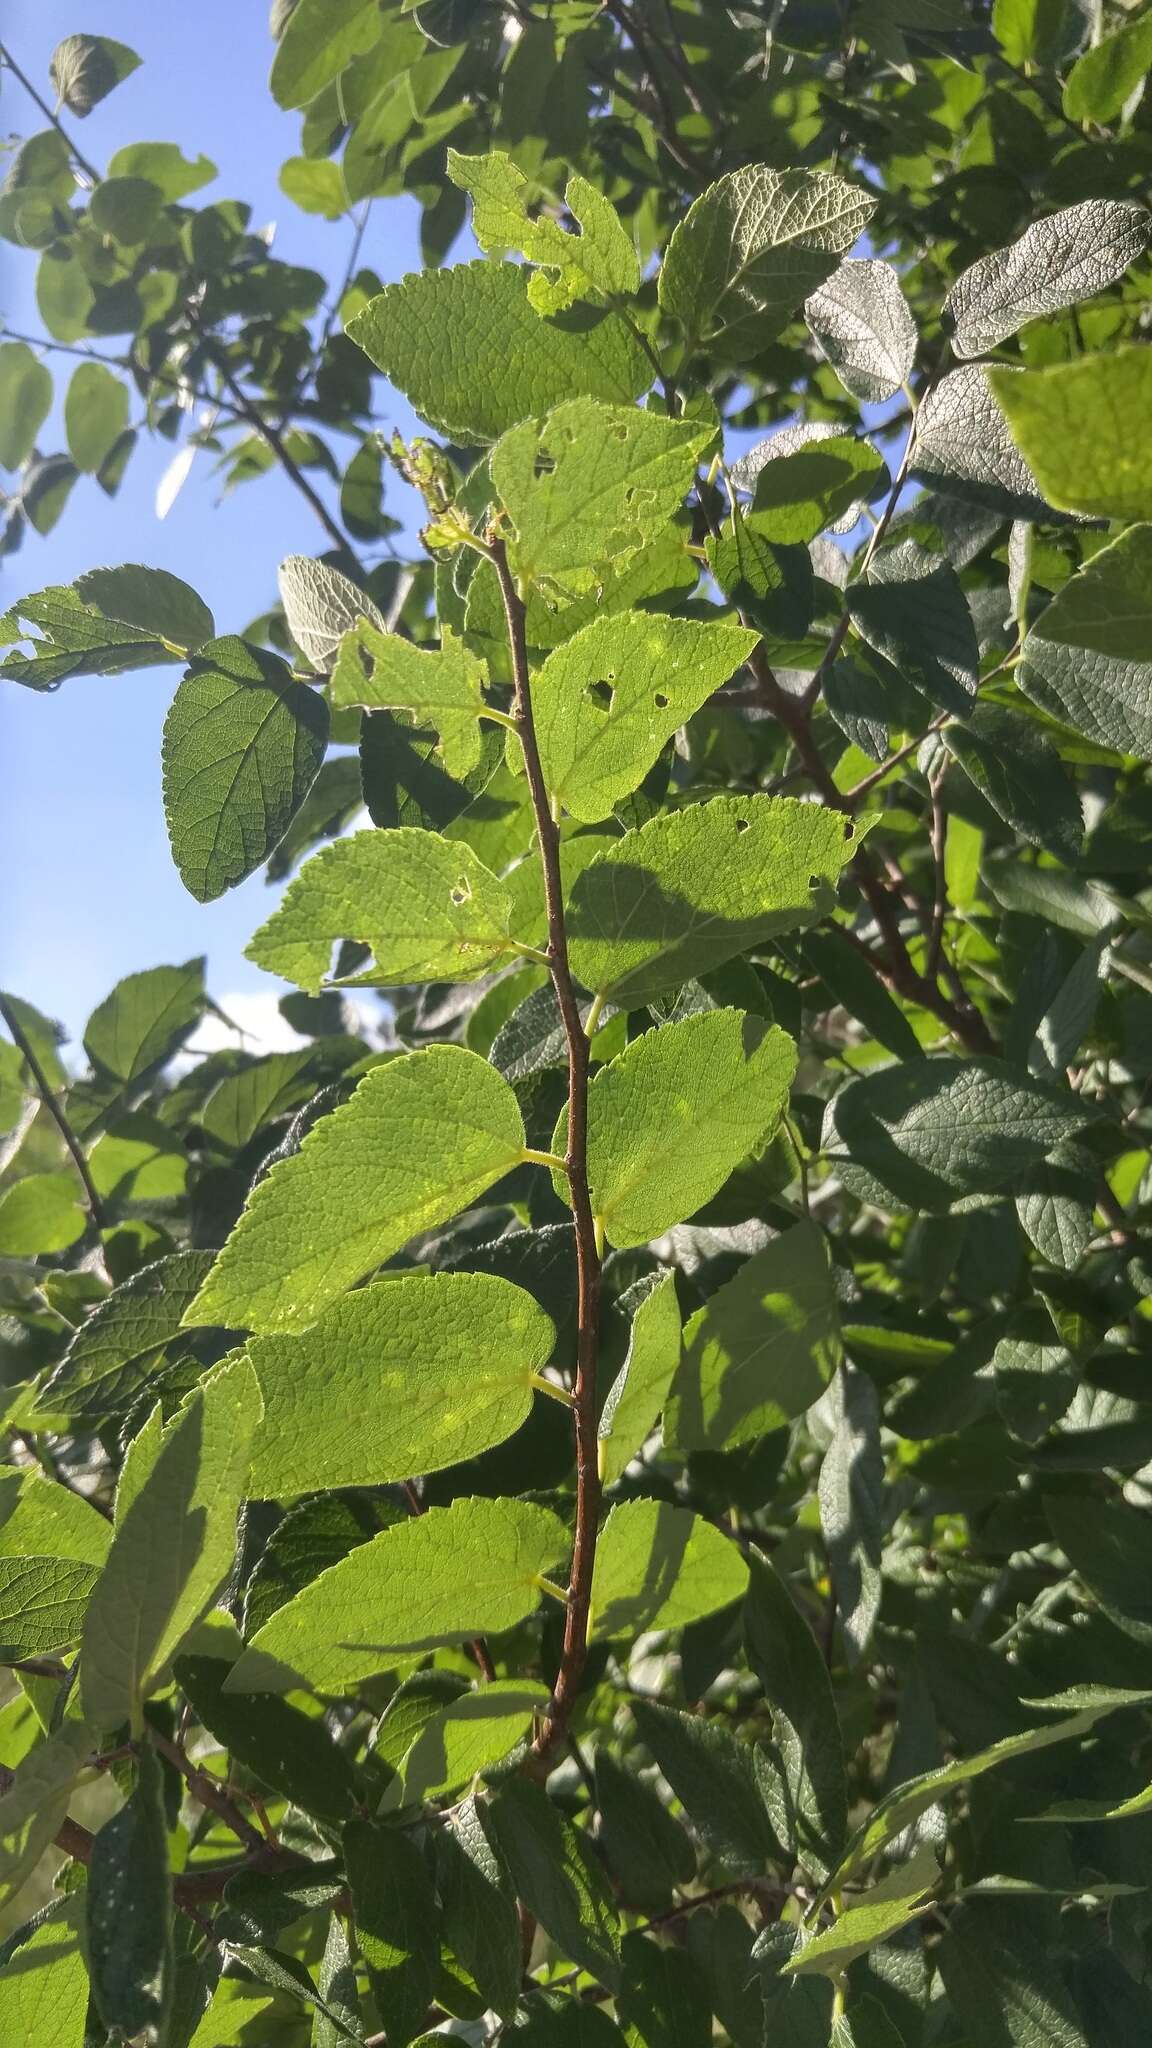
843;716;948;804
151;1732;265;1852
0;42;101;183
926;757;949;978
0;992;107;1229
488;538;603;1765
186;308;355;559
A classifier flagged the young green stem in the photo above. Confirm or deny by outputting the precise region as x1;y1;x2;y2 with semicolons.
0;992;107;1230
488;538;603;1765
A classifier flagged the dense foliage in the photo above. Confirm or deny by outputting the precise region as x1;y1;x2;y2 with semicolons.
3;2;1152;2042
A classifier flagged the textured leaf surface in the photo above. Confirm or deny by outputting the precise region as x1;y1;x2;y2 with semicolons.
567;796;856;1005
184;1047;526;1334
0;1721;93;1908
330;622;487;776
988;347;1152;522
944;705;1083;859
784;1845;938;1977
938;1902;1091;2048
392;1681;550;1803
0;341;52;470
163;637;328;902
226;1496;568;1693
270;0;382;107
277;555;384;670
246;828;516;991
818;1365;884;1666
65;360;129;473
247;1270;554;1495
80;1357;262;1732
629;1698;780;1870
590;1499;748;1642
598;1271;681;1485
944;201;1150;359
447;149;639;309
0;1903;89;2046
823;1057;1097;1212
87;1743;172;2045
0;1556;99;1658
0;1172;85;1255
437;1798;521;2018
492;401;713;579
534;612;757;822
804;258;917;403
847;541;978;715
84;958;204;1081
572;1008;797;1247
488;1777;621;1988
659;166;875;357
1064;9;1152;122
745;1554;848;1880
346;1820;438;2048
1018;525;1152;757
75;563;214;653
665;1222;841;1452
347;263;650;444
175;1654;358;1821
914;366;1049;517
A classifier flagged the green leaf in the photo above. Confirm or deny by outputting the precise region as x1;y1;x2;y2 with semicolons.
175;1655;358;1822
944;202;1150;360
823;1056;1099;1213
313;1913;365;2047
629;1698;780;1870
992;0;1068;66
738;429;887;544
184;1047;527;1335
0;1172;85;1256
618;1931;713;2048
84;958;205;1081
345;1819;438;2048
0;1556;99;1659
659;166;875;359
391;1681;551;1804
487;1776;621;1988
1017;525;1152;757
436;1796;522;2019
246;829;516;992
533;612;758;821
589;1499;748;1642
201;1049;320;1148
1064;10;1152;123
1;580;203;689
1045;1495;1152;1640
666;1222;842;1453
913;365;1049;518
36;248;93;341
346;263;651;445
804;259;917;404
846;541;978;716
246;1270;555;1496
818;1366;884;1666
594;1750;696;1913
937;1902;1091;2048
225;1496;567;1693
803;927;923;1061
88;1748;173;2044
744;1553;848;1880
943;704;1083;858
88;175;163;244
0;342;52;470
0;1721;94;1908
988;347;1152;523
567;1009;796;1247
64;361;129;474
220;1943;363;2042
827;1688;1152;1884
106;140;216;199
331;622;488;777
243;1493;399;1641
277;555;384;671
567;796;858;1006
49;34;140;114
163;638;329;902
270;0;383;108
0;1473;110;1566
783;1844;938;1979
598;1271;681;1486
705;505;815;641
80;1356;263;1733
74;564;215;655
0;1901;90;2045
279;156;348;219
447;150;640;309
492;400;713;580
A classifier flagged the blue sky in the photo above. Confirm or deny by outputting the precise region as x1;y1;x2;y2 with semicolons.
1;0;429;1046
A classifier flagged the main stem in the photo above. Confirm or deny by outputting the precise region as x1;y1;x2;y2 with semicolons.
488;540;603;1763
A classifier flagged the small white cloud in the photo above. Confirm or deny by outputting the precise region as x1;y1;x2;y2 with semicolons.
184;989;380;1061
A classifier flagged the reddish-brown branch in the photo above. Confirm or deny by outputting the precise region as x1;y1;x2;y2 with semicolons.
488;539;603;1764
0;992;107;1229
